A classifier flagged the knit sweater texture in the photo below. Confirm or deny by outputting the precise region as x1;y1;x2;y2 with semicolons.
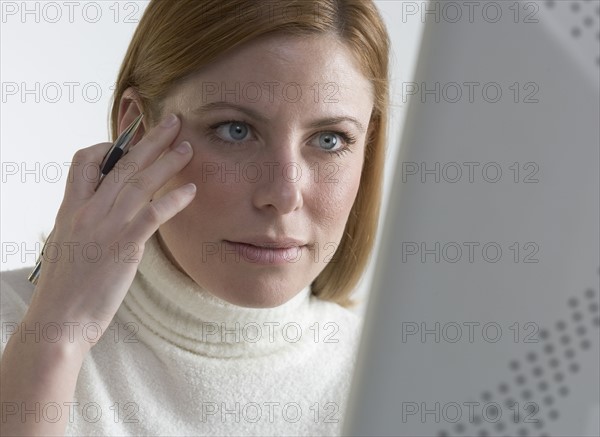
0;232;362;436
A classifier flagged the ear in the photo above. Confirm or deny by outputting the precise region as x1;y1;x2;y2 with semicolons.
117;87;148;146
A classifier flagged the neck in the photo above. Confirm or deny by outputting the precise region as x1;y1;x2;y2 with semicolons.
120;232;313;358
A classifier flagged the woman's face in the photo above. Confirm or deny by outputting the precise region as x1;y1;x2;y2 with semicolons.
124;34;374;308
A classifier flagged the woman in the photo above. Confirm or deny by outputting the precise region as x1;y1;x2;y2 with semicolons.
0;0;390;435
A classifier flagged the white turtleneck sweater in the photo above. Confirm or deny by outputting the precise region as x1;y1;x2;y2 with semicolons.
0;232;363;436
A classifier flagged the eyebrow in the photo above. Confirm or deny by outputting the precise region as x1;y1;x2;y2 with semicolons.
191;101;367;133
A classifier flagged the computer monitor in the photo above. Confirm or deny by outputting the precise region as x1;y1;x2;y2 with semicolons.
344;1;599;436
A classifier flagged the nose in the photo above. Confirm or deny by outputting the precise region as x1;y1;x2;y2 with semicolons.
252;152;304;215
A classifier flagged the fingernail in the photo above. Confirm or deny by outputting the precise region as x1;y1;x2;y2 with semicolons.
174;141;192;154
181;183;196;194
161;113;178;127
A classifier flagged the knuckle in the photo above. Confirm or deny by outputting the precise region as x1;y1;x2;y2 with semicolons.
72;147;92;164
141;203;162;226
128;172;153;192
113;160;141;186
113;159;131;178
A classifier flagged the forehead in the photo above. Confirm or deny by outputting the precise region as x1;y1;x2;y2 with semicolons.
166;33;374;118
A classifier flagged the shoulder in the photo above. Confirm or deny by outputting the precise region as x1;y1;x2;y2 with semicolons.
0;267;37;355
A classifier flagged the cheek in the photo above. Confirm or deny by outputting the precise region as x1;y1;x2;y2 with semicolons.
163;147;249;228
311;160;363;226
187;156;248;208
336;166;362;213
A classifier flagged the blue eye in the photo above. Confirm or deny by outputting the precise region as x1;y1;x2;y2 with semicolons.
216;122;249;141
314;131;357;157
319;133;339;150
207;120;356;158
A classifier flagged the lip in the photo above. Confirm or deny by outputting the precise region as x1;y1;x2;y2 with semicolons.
228;238;307;249
224;240;306;265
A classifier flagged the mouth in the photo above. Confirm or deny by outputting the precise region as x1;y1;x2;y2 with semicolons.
223;240;307;264
227;241;306;249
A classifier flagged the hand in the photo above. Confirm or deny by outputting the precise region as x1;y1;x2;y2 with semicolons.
25;113;195;357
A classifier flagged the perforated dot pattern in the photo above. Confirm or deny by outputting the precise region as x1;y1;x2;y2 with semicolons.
544;0;600;68
437;268;600;437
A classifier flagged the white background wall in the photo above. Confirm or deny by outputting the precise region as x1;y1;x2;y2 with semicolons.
0;1;425;315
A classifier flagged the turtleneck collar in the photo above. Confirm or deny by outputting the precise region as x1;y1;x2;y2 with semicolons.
120;232;313;358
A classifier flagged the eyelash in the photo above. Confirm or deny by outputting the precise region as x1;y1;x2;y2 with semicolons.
206;120;357;158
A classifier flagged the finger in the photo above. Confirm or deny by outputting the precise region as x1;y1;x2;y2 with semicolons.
92;113;182;215
125;182;197;246
61;142;114;207
108;140;194;225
